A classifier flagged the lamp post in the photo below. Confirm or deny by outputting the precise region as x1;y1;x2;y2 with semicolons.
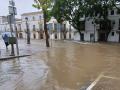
8;0;19;55
25;17;30;44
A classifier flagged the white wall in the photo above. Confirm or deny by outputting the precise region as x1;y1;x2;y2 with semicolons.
108;31;119;42
74;32;80;41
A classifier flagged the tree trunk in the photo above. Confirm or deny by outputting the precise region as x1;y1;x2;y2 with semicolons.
43;10;50;47
26;21;30;44
119;32;120;42
60;23;62;40
78;31;82;41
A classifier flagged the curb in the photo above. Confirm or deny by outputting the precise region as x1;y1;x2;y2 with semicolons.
0;55;31;61
64;40;93;45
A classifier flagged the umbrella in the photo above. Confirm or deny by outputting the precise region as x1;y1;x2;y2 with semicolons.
2;32;15;37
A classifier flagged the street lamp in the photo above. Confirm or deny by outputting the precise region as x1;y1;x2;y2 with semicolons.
25;17;30;44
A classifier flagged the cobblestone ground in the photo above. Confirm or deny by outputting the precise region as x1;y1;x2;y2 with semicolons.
0;39;120;90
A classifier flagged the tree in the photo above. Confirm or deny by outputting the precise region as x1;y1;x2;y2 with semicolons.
89;0;118;41
62;0;87;40
52;0;66;39
33;0;53;47
52;0;118;41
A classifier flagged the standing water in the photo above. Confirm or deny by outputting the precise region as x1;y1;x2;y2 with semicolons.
0;40;120;90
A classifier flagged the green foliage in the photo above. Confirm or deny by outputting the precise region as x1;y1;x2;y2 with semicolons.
33;0;53;21
52;0;66;23
52;0;118;33
61;0;86;32
33;0;52;10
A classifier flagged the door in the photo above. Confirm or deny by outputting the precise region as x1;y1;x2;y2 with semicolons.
81;33;84;41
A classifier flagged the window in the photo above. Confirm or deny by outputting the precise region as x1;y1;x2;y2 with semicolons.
39;24;43;30
33;25;36;31
39;16;42;20
90;34;94;42
119;19;120;26
111;20;115;29
54;24;57;31
111;32;114;36
117;9;120;14
112;20;115;25
19;24;21;30
25;17;28;21
33;16;35;21
111;10;114;15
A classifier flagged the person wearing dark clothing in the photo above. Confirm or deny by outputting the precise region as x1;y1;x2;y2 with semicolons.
2;34;9;49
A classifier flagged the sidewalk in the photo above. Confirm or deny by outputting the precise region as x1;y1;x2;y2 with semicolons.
0;49;30;60
0;39;47;60
0;39;31;60
64;40;95;45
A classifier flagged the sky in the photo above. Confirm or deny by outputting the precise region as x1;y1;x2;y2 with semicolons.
0;0;38;18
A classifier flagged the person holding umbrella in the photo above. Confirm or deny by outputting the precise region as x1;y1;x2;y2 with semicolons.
2;33;9;50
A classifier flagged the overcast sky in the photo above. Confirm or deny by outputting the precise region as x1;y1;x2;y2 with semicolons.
0;0;38;18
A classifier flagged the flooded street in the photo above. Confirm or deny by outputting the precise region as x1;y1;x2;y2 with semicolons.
0;40;120;90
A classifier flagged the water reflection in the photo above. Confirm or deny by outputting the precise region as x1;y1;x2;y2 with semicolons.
0;40;120;90
38;41;120;90
0;57;48;90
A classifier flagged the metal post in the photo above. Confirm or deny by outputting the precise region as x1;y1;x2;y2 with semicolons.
8;15;15;56
12;14;19;55
9;0;19;55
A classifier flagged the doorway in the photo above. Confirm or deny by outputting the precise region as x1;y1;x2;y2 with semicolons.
81;33;84;41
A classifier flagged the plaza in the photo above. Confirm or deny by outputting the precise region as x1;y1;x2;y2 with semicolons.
0;39;120;90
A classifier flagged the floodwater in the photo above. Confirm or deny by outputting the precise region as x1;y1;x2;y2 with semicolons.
0;40;120;90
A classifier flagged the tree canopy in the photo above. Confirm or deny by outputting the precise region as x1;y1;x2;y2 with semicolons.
52;0;119;40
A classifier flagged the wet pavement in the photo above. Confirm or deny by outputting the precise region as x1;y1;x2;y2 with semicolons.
0;39;120;90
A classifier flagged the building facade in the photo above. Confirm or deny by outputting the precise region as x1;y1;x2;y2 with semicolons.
21;11;45;39
74;4;120;42
20;11;74;40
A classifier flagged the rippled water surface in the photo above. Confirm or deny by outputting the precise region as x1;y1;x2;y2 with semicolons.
0;40;120;90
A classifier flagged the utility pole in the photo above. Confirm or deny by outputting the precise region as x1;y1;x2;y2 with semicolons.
9;0;19;55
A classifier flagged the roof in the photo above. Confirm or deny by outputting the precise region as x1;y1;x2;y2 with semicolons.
21;11;43;16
